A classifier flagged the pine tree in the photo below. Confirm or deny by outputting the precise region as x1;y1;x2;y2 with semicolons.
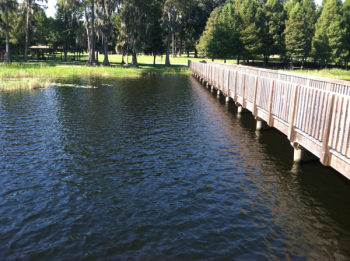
196;7;219;58
284;0;316;65
312;0;345;67
261;0;286;67
206;2;242;62
236;0;263;64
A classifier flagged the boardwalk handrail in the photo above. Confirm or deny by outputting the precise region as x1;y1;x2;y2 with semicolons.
201;61;350;95
189;60;350;180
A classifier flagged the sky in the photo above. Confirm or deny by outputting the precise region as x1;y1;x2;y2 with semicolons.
44;0;325;18
46;0;56;18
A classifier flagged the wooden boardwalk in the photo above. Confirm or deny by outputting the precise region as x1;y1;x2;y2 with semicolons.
189;60;350;180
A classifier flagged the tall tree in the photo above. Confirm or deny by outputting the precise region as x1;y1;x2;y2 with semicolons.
207;2;242;62
163;0;187;67
284;0;316;66
8;5;26;61
236;0;263;64
23;0;47;62
0;0;16;62
261;0;285;67
312;0;345;67
99;0;121;66
196;7;219;58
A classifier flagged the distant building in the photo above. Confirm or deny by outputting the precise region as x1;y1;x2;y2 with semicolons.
0;46;4;59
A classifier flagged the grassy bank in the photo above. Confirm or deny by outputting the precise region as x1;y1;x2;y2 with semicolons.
0;61;191;90
283;68;350;81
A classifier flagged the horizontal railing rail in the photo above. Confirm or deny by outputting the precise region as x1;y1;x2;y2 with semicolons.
202;61;350;95
188;60;350;180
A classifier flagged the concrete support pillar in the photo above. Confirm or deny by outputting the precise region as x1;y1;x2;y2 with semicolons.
238;106;243;113
217;90;221;96
291;142;305;163
226;97;232;103
211;85;215;90
206;83;209;88
256;121;263;131
255;117;264;131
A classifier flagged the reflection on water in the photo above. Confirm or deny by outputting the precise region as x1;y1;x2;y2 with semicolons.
0;75;349;260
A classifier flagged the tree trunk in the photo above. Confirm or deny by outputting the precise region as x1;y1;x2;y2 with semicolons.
5;8;11;63
122;54;125;64
263;56;266;67
179;37;182;57
187;51;189;58
63;49;67;61
194;48;198;58
87;1;96;66
102;23;110;66
346;59;348;70
153;54;156;65
15;48;18;61
172;28;175;58
24;1;31;63
237;55;240;65
84;6;91;65
165;14;171;67
126;48;129;65
224;58;226;63
132;50;137;67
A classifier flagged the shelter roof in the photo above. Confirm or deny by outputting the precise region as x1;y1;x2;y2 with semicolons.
29;44;55;50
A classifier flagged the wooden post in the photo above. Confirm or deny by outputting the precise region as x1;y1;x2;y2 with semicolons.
267;80;275;126
227;70;230;96
288;85;299;142
253;76;259;116
234;71;238;103
320;93;335;166
242;74;246;108
221;68;224;91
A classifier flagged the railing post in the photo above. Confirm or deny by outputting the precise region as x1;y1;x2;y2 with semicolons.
234;71;238;103
320;93;335;166
227;70;230;96
242;74;246;108
253;76;259;116
267;80;275;126
288;85;299;142
221;68;224;91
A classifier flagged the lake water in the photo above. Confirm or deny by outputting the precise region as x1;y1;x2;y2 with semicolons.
0;75;350;260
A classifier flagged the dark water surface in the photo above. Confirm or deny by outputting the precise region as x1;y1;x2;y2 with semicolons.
0;75;350;260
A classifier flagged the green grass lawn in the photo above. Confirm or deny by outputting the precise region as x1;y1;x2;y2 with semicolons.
9;53;236;65
282;69;350;82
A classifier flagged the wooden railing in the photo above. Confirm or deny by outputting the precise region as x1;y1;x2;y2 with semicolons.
202;61;350;95
189;60;350;180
